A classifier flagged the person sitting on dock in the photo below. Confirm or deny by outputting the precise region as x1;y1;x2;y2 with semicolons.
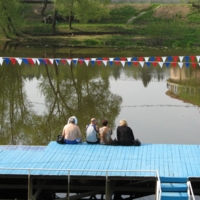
116;119;135;146
99;119;113;145
62;117;82;144
86;118;99;144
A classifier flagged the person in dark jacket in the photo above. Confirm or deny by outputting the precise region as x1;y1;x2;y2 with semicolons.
117;119;135;146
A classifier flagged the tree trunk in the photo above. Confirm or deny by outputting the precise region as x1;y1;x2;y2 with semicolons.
69;11;73;29
41;0;48;16
52;10;57;35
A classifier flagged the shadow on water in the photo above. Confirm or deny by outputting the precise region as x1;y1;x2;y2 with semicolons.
0;41;200;145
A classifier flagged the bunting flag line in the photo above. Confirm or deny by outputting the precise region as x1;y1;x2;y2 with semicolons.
0;56;200;68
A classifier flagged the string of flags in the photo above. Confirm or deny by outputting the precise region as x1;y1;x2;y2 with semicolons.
1;55;200;68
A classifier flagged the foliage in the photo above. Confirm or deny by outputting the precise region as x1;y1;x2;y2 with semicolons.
0;0;24;37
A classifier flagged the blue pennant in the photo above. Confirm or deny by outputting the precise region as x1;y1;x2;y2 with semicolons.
149;57;155;61
73;59;78;65
109;61;113;66
165;62;170;68
39;59;45;65
146;62;151;67
132;57;137;61
167;56;172;62
55;59;60;65
91;60;95;66
185;56;190;62
185;62;190;68
4;58;10;65
127;61;132;66
22;58;29;65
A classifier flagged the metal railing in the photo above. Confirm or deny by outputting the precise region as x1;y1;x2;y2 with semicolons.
187;181;195;200
0;167;161;200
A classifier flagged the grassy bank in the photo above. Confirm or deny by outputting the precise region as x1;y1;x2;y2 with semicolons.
2;3;200;48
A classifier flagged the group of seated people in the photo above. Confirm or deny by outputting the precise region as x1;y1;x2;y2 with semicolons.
62;116;140;146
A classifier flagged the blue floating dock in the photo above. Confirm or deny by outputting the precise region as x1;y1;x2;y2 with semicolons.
0;142;199;199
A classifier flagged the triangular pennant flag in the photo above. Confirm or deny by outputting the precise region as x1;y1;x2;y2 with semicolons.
167;56;172;62
61;59;67;65
84;58;91;66
44;58;50;65
144;57;149;62
156;57;161;62
66;59;71;65
55;59;60;65
171;62;176;67
196;56;200;62
4;58;10;65
192;62;197;68
96;60;102;66
27;58;34;65
178;62;183;68
36;59;40;65
158;62;163;68
78;58;84;65
109;58;114;66
32;58;37;64
162;57;167;62
133;61;139;66
102;60;108;66
185;56;190;62
0;57;4;65
149;57;155;61
165;62;170;68
152;62;157;67
22;58;29;65
10;58;17;65
132;57;138;61
179;56;184;62
190;55;196;62
146;62;151;67
49;59;54;65
73;58;78;65
185;62;190;68
138;57;144;61
91;58;96;66
16;58;22;65
120;57;126;67
173;56;179;62
139;61;144;67
38;58;45;65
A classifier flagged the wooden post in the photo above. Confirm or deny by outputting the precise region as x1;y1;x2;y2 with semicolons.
105;171;114;200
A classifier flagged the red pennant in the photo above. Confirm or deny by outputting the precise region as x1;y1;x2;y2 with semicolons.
10;58;16;65
173;56;179;62
192;62;197;68
172;62;176;67
44;59;51;65
61;59;67;65
121;57;127;61
114;60;120;65
138;57;144;61
27;58;34;65
78;60;84;65
156;57;161;62
133;61;138;66
190;56;196;62
152;62;157;67
96;60;101;66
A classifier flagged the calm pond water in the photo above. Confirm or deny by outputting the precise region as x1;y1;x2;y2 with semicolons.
0;42;200;145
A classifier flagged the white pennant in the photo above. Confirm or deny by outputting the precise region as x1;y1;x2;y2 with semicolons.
67;59;71;65
0;57;3;65
127;57;132;62
84;60;90;66
91;58;96;61
121;61;126;67
179;56;184;62
178;62;183;68
109;58;114;62
32;58;37;64
102;61;108;66
49;59;54;65
196;56;200;62
162;57;167;62
158;62;163;68
139;61;144;67
144;57;149;62
36;59;40;65
16;58;22;65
